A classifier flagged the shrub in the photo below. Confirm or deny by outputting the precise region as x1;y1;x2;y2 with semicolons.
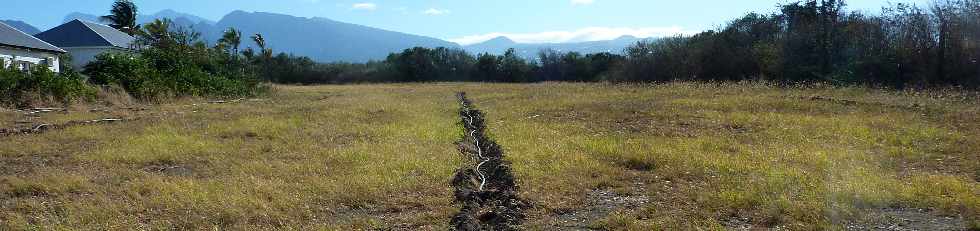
83;53;166;99
0;65;96;107
83;51;264;100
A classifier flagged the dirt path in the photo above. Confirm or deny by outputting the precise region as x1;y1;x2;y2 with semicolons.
451;92;529;230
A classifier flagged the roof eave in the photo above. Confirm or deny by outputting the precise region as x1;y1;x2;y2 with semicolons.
0;43;67;54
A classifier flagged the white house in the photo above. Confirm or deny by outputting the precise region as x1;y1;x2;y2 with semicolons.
35;19;136;71
0;21;66;73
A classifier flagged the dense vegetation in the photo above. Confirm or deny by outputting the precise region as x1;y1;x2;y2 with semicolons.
0;63;95;107
84;19;264;100
263;0;979;89
1;0;264;107
83;0;265;100
611;0;980;88
260;47;620;84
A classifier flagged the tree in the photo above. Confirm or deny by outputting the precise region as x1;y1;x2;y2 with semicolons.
242;48;255;60
251;34;265;50
884;3;935;87
585;52;622;80
251;33;272;58
537;49;561;81
499;48;533;82
389;47;436;82
100;0;140;36
140;19;172;48
473;53;501;82
218;28;242;54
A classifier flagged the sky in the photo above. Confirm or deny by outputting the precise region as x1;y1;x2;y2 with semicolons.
2;0;931;45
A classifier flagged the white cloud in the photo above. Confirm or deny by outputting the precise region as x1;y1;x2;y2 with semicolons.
351;3;377;10
448;27;698;45
422;8;451;15
571;0;595;6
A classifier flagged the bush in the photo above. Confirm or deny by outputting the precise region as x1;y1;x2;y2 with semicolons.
80;18;266;100
0;65;96;107
83;50;265;100
83;53;166;99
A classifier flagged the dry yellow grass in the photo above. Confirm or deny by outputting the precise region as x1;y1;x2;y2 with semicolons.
1;82;978;230
457;82;980;229
1;84;464;230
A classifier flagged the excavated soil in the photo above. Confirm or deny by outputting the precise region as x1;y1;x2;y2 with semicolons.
451;92;529;231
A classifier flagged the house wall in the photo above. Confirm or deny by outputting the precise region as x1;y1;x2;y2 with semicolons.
0;46;61;73
65;47;132;71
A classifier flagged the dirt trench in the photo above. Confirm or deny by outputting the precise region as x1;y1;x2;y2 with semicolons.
451;92;528;231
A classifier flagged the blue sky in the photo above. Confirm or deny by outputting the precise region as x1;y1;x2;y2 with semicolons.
3;0;929;44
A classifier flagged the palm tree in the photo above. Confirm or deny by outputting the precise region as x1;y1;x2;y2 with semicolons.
242;48;255;59
251;33;272;58
100;0;140;36
139;19;173;48
218;28;242;54
251;33;265;50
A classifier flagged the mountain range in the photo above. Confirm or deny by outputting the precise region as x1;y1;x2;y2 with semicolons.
60;10;458;62
212;11;457;62
8;10;651;62
63;9;213;28
463;35;649;57
0;20;41;35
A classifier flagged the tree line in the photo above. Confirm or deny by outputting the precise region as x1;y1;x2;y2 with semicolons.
265;0;979;89
609;0;980;88
6;0;977;107
264;47;623;84
74;0;980;89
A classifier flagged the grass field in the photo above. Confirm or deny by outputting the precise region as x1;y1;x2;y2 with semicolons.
1;83;978;230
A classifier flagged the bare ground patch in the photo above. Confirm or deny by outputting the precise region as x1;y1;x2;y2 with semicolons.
843;208;970;231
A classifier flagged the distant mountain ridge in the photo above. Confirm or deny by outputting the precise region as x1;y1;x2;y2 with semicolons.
151;9;215;25
0;20;41;35
29;9;647;62
58;10;458;62
61;12;101;25
464;35;651;57
63;10;213;28
211;11;459;62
